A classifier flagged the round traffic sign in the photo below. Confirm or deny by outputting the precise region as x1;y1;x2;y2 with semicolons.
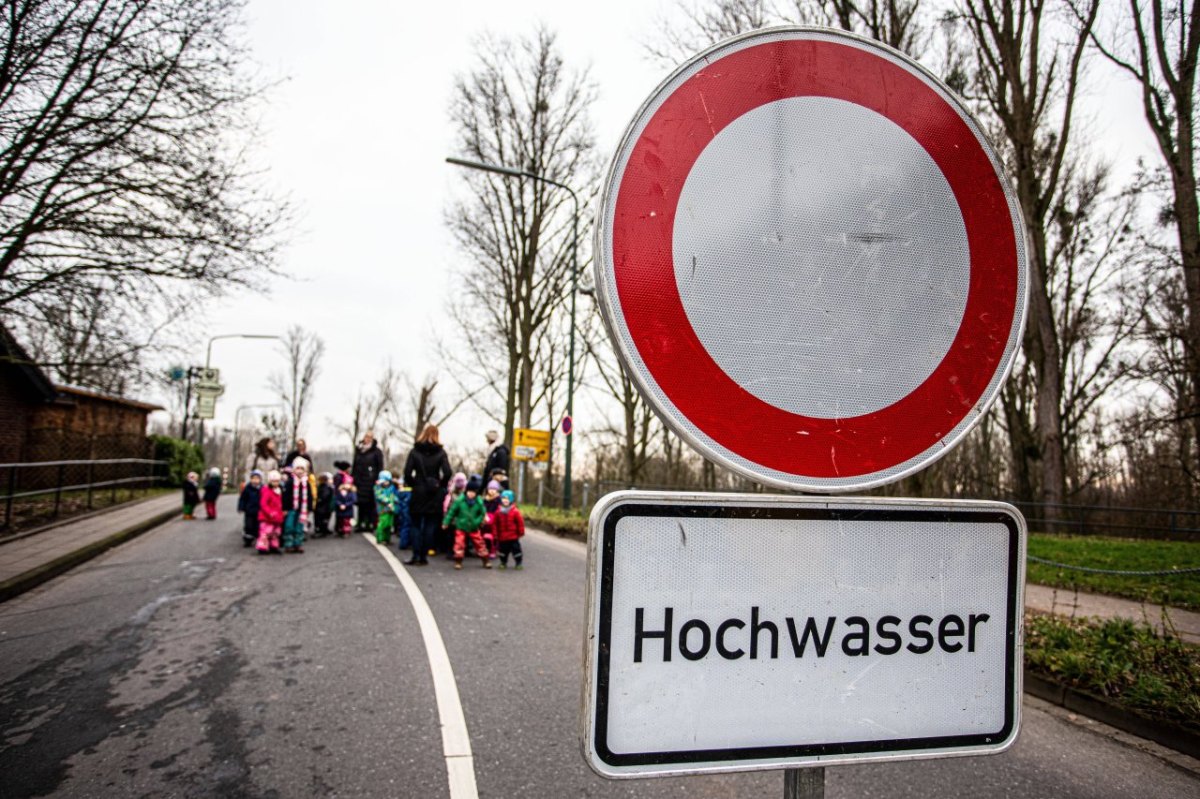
562;415;574;436
594;28;1027;492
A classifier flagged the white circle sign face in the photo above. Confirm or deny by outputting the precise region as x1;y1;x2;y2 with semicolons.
673;96;971;418
594;28;1028;492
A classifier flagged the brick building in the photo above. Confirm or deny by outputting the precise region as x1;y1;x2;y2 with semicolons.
0;325;162;464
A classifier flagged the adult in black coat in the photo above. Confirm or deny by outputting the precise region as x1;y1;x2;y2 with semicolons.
483;430;510;489
403;424;452;566
352;432;385;531
284;438;314;471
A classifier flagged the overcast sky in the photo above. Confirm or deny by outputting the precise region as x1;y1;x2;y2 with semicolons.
148;0;1160;461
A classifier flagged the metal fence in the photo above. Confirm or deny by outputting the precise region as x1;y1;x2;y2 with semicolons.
1;458;168;531
530;478;1200;541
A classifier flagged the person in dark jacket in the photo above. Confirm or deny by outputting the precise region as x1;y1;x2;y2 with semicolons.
237;471;263;547
182;472;200;520
314;472;334;537
284;438;314;473
483;430;510;489
202;467;223;520
352;432;385;531
402;423;452;566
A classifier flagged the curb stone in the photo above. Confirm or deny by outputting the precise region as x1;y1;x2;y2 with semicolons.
1023;669;1200;760
0;507;179;603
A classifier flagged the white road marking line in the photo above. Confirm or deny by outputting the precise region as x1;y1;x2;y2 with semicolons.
364;535;479;799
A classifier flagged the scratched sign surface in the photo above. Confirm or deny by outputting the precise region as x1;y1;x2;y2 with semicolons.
593;27;1028;492
581;492;1025;777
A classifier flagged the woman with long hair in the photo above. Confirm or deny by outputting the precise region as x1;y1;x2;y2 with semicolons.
403;423;452;566
245;437;279;480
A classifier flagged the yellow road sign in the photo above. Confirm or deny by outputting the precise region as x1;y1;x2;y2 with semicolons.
512;428;551;463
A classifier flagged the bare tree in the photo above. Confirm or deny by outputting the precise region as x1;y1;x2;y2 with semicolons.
331;366;398;453
803;0;927;51
269;326;325;448
582;322;657;485
0;0;285;310
648;0;930;65
956;0;1100;511
1080;0;1200;476
445;26;599;447
646;0;777;63
8;277;182;393
0;0;286;398
381;374;470;450
1053;172;1147;494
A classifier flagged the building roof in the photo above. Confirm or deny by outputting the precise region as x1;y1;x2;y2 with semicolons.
1;322;163;412
0;324;57;402
54;383;164;413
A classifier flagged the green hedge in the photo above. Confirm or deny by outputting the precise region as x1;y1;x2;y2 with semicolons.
150;435;204;487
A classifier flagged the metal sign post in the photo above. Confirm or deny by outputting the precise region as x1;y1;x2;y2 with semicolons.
784;767;824;799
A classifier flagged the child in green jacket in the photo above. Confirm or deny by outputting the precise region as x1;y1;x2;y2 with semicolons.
374;470;400;545
442;475;492;570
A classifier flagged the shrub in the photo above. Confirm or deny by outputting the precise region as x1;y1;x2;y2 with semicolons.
151;435;204;487
1025;613;1200;727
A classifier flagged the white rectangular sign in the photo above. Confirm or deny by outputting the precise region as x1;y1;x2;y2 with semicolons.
194;394;217;419
582;492;1025;778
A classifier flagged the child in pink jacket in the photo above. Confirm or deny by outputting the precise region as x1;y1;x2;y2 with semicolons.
256;470;284;554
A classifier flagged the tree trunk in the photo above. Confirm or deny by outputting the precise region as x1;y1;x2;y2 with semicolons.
1172;168;1200;479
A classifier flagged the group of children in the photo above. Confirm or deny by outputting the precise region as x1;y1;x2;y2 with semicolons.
232;460;362;554
189;457;527;570
181;468;224;521
441;474;525;570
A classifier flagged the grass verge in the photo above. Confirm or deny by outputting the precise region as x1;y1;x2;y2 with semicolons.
1027;534;1200;611
1025;612;1200;729
523;506;587;538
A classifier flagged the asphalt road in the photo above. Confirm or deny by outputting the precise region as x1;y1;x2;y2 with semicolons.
0;494;1196;798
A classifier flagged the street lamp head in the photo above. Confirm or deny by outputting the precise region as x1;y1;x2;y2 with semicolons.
446;156;529;179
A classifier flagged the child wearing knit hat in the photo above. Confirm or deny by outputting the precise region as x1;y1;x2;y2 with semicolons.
481;478;503;559
494;490;525;570
442;475;492;570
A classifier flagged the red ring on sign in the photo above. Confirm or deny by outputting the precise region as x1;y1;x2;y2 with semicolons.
611;37;1017;479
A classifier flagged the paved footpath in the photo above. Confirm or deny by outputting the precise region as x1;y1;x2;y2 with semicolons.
1025;582;1200;644
0;494;178;598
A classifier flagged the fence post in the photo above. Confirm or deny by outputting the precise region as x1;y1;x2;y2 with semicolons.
538;479;544;509
86;461;95;510
1170;511;1177;538
582;481;590;510
53;461;65;520
3;467;15;530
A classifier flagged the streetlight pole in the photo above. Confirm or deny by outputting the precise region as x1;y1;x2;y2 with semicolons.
231;402;287;482
206;333;280;370
445;157;580;510
199;334;281;452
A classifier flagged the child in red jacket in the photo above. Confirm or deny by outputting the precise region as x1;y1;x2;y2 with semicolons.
256;469;284;554
493;490;525;570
